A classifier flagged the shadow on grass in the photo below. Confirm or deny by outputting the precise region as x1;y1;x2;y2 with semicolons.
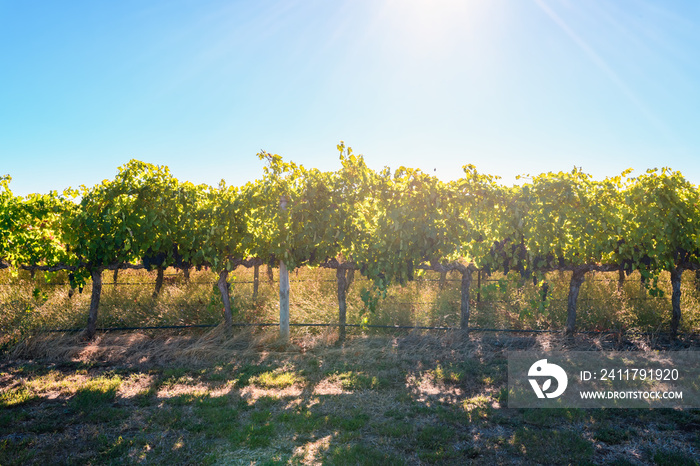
1;333;699;465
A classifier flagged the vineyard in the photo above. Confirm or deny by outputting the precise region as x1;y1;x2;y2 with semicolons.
2;144;700;343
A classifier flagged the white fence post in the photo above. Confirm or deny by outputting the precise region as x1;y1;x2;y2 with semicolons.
279;195;290;342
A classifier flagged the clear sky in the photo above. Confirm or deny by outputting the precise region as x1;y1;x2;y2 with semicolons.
1;0;699;196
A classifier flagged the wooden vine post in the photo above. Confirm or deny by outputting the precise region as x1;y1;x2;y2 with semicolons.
336;267;348;342
279;262;290;341
540;280;549;303
217;269;233;328
565;266;588;335
459;265;473;334
279;195;290;342
617;268;625;291
153;266;165;298
252;264;260;301
345;268;354;292
476;270;481;303
670;267;682;339
85;268;104;339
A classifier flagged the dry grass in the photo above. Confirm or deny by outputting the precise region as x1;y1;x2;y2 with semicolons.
2;266;699;352
8;324;698;370
8;326;288;367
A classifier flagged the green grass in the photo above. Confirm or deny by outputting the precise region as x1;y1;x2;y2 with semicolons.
0;438;36;465
230;418;276;448
234;363;276;387
277;408;332;434
71;375;122;407
432;362;466;384
651;448;699;466
250;369;302;389
160;367;192;385
511;427;594;464
416;424;456;449
0;326;698;464
0;386;37;408
594;425;634;445
520;407;587;427
326;443;404;466
331;370;390;390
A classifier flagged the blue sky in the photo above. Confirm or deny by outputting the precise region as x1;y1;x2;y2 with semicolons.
1;0;699;196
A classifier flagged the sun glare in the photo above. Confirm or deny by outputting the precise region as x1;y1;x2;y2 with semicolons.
377;0;491;58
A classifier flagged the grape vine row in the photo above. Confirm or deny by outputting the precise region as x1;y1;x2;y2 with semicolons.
1;147;698;339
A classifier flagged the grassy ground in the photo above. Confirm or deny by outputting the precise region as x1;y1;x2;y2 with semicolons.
1;267;698;464
1;330;699;465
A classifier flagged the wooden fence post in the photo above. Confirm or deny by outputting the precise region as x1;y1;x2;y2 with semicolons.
617;268;625;291
476;270;481;303
279;261;290;342
460;266;473;334
217;269;233;328
85;268;103;339
670;268;682;339
565;267;587;335
253;264;260;301
279;195;290;342
153;266;164;298
336;267;348;342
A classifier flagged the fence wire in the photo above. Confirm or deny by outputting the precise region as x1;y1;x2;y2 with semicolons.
44;322;695;338
5;269;692;336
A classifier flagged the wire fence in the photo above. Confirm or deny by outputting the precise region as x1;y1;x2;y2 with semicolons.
44;322;695;338
4;268;692;337
0;270;671;317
